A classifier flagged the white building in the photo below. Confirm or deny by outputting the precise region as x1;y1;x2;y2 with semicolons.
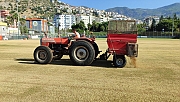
54;15;76;30
76;15;97;28
144;16;160;27
0;22;7;36
98;17;110;23
113;14;132;20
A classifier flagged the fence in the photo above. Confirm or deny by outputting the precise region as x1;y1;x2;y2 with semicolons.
138;31;180;39
0;33;43;40
92;31;180;39
1;31;180;40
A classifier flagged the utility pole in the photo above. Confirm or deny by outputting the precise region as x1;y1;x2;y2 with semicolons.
17;0;20;39
172;17;174;37
65;14;66;36
0;10;1;22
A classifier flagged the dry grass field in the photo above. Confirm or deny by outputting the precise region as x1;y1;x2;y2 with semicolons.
0;38;180;102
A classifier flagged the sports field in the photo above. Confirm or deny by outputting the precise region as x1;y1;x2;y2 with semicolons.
0;38;180;102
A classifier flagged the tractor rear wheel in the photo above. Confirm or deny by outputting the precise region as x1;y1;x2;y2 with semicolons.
69;41;95;65
92;42;99;59
34;46;53;64
113;55;126;68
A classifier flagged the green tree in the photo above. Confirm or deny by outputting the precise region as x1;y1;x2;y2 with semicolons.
78;21;86;31
12;13;18;27
99;25;105;31
87;23;92;31
20;26;28;34
150;18;156;31
19;18;27;34
91;20;98;31
159;15;164;22
156;19;173;31
71;21;87;33
137;24;146;33
101;22;108;31
173;13;178;20
5;12;18;27
6;16;14;27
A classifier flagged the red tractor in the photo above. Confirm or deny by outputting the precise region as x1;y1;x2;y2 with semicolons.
33;20;138;68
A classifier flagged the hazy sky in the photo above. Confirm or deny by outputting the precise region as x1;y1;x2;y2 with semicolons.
60;0;180;10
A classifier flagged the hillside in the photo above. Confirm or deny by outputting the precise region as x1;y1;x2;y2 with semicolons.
0;0;55;18
1;1;180;20
105;3;180;20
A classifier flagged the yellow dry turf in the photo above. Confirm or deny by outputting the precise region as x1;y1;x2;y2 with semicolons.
0;38;180;102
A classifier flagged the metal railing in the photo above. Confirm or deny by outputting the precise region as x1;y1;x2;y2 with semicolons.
1;31;180;40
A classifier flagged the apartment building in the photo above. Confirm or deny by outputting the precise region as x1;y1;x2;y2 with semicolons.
76;15;98;28
54;15;76;30
144;16;160;27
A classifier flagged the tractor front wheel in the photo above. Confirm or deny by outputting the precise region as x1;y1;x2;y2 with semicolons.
69;41;95;65
34;46;53;64
113;55;126;68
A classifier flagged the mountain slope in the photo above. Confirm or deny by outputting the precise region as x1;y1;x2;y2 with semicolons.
0;0;54;18
105;3;180;20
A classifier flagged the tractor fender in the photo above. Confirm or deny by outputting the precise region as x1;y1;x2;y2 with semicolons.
75;38;95;44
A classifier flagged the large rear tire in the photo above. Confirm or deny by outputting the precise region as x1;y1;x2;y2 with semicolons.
34;46;53;64
92;42;99;59
69;41;95;65
113;55;126;68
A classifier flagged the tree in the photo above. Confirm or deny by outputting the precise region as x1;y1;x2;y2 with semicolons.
87;21;108;32
20;26;28;34
5;12;18;27
156;19;173;31
12;13;18;27
137;24;146;33
71;21;87;33
87;23;92;31
150;18;156;31
19;18;26;26
78;21;86;31
101;22;108;31
173;13;178;20
99;25;105;31
91;20;98;31
159;15;164;22
19;18;27;34
6;16;14;27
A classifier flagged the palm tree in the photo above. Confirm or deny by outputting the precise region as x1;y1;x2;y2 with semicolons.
12;13;18;27
19;18;26;26
5;12;18;27
19;18;27;34
5;16;14;27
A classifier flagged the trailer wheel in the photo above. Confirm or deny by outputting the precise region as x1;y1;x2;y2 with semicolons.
69;41;95;65
34;46;53;64
113;55;126;68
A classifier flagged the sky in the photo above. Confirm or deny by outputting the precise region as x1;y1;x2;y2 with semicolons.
60;0;180;10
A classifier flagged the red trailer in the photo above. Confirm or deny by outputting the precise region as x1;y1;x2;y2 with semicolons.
99;20;138;67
